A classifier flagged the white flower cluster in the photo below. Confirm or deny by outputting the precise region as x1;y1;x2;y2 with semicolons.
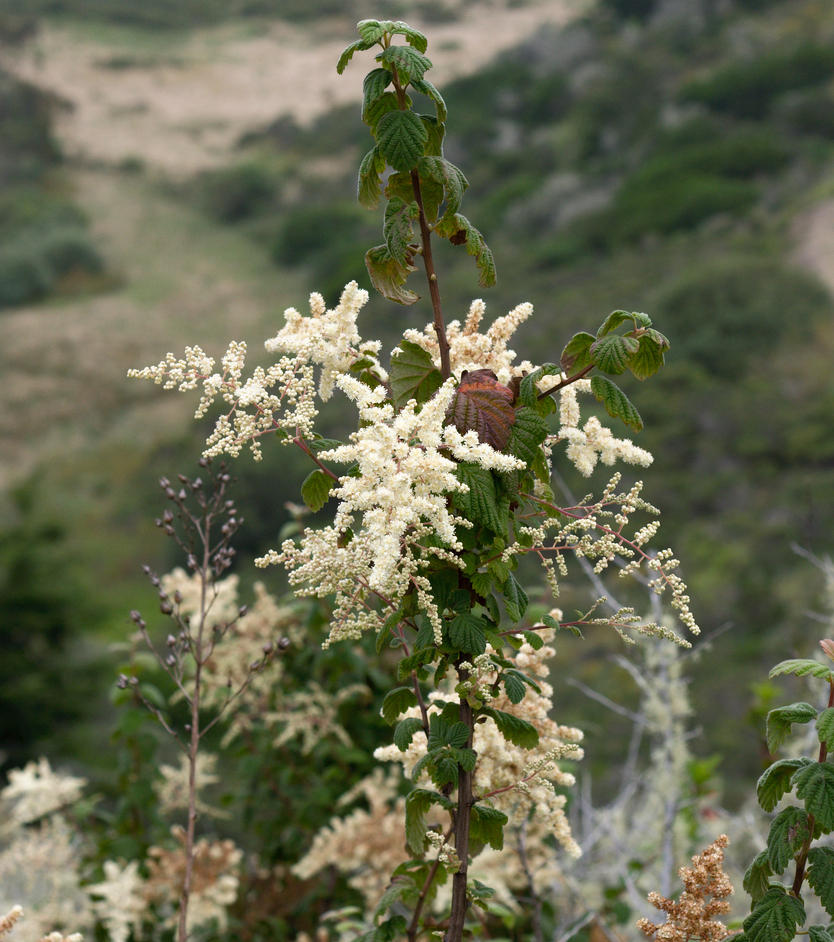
1;759;86;829
402;297;534;384
258;375;521;647
556;380;653;477
86;861;146;942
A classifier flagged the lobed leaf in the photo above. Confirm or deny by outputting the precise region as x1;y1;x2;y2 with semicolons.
365;243;418;305
590;334;639;375
357;19;389;44
817;707;834;751
411;77;447;121
502;572;528;622
454;463;506;536
382;686;419;724
394;716;424;751
357;146;387;208
507;407;549;467
380;45;432;85
418;156;468;218
743;850;774;903
766;806;810;873
377;109;428;172
447;369;515;451
503;671;526;704
792;761;834;830
766;702;817;755
434;212;496;286
448;612;487;655
742;886;805;942
561;332;595;373
770;659;834;682
808;846;834;918
482;706;539;749
383;196;419;264
470;804;508;851
597;309;653;337
629;332;668;381
300;469;335;512
389;340;443;408
590;375;644;432
756;758;809;812
388;20;429;52
337;37;375;74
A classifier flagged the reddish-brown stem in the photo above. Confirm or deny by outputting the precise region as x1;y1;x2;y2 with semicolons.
407;824;455;942
537;363;595;399
293;434;339;481
445;667;474;942
791;677;834;897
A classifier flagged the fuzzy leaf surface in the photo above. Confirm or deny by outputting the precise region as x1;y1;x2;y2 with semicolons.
503;671;526;704
380;44;432;84
358;146;386;208
382;686;419;724
364;90;402;132
743;850;773;903
770;659;834;682
590;375;643;432
300;469;334;512
411;78;447;121
454;463;505;535
597;310;652;337
816;707;834;750
792;761;834;830
394;716;424;751
383;196;418;264
561;332;595;373
766;702;817;755
447;369;515;450
742;886;805;942
808;927;834;942
365;244;418;304
470;804;508;851
808;846;834;918
337;38;375;74
377;109;428;172
590;334;639;375
390;340;442;408
448;612;487;655
507;407;549;467
405;788;432;853
629;332;668;380
482;706;539;749
756;758;809;812
502;572;528;622
766;805;810;873
363;67;392;108
434;212;496;286
418;156;467;217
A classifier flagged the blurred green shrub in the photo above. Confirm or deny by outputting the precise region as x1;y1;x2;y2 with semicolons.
680;43;834;118
0;68;59;184
194;162;277;223
776;88;834;139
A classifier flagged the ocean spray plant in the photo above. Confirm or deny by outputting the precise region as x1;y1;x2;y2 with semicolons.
129;18;698;940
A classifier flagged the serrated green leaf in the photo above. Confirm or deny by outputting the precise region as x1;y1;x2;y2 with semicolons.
364;67;391;106
337;38;374;74
446;722;470;748
382;686;419;724
357;19;388;44
358;146;386;208
503;671;526;704
519;363;563;407
766;702;818;755
383;196;418;264
817;708;834;750
808;925;834;942
471;571;494;599
448;612;487;655
447;369;515;450
405;787;432;853
590;334;639;375
389;341;443;410
301;469;334;512
743;850;774;903
394;716;424;751
380;45;432;85
502;572;528;622
507;407;548;467
364;90;402;132
454;464;505;535
453;746;477;771
389;21;428;53
374;875;416;918
377;109;428;172
522;630;545;650
561;332;595;373
429;568;458;611
629;333;667;381
770;659;834;682
470;804;508;850
434;212;496;286
590;375;643;432
309;437;344;453
412;78;447;121
433;754;459;788
767;806;810;873
792;761;834;830
743;886;805;942
418;156;467;218
757;759;808;811
808;847;834;917
420;115;446;157
597;310;652;337
365;243;418;304
482;706;539;749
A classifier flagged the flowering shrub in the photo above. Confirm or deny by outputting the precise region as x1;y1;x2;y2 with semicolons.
127;17;701;942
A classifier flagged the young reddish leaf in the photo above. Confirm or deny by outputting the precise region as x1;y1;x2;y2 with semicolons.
447;369;515;450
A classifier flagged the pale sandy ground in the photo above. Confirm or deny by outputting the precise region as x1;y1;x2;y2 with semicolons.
2;1;587;175
793;198;834;297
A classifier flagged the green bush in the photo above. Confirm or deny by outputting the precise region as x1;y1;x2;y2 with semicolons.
39;226;104;276
0;247;52;307
680;44;834;118
195;162;277;223
0;187;87;239
776;88;834;139
0;68;59;184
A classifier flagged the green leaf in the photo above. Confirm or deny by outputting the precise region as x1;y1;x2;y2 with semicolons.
411;78;447;121
507;407;548;467
433;754;458;788
817;708;834;750
382;686;419;724
405;788;432;853
375;876;416;918
448;612;487;655
301;469;334;512
380;45;432;85
597;310;652;337
743;850;774;903
377;109;428;172
337;38;374;74
590;334;639;375
792;761;834;830
418;156;467;217
470;804;508;851
808;846;834;917
561;332;595;373
446;722;470;748
364;68;391;106
383;196;418;264
808;926;834;942
770;660;834;682
766;702;818;755
420;115;446;157
519;363;563;407
454;463;505;535
434;212;496;287
757;759;809;812
767;806;810;873
453;747;477;771
629;333;668;381
522;630;545;650
357;19;388;44
503;671;526;704
590;375;643;432
447;369;515;450
357;147;386;209
471;571;494;599
388;20;428;52
502;572;528;622
365;243;418;305
394;716;424;751
389;340;443;409
482;706;539;749
742;886;805;942
364;90;402;132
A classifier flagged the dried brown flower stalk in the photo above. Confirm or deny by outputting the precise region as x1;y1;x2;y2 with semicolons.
638;834;733;942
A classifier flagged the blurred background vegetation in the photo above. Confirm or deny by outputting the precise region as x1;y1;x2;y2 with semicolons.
1;0;834;860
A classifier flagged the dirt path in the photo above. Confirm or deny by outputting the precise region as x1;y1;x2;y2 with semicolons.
1;1;586;175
